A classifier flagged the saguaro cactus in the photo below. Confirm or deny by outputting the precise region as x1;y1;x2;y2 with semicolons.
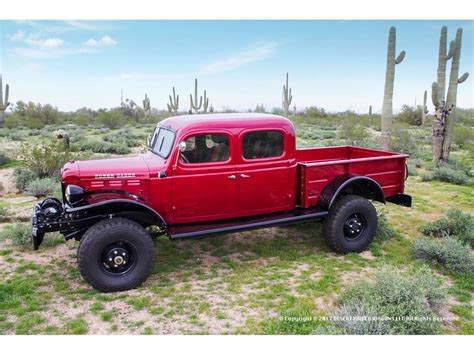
380;27;406;151
143;94;151;118
0;75;10;124
167;87;179;115
189;79;202;114
202;89;209;113
369;105;373;116
421;90;428;125
431;27;469;162
442;28;469;161
282;73;293;117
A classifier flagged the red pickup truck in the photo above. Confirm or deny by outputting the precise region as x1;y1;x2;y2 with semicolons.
32;113;411;292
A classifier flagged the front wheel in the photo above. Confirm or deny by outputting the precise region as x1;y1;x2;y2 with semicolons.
77;218;156;292
322;195;377;254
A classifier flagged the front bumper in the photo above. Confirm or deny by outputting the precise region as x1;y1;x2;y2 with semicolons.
32;200;63;250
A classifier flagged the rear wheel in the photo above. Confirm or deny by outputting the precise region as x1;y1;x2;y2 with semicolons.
322;195;377;254
77;218;155;292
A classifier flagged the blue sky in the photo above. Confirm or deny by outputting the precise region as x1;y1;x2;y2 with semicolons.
0;20;472;113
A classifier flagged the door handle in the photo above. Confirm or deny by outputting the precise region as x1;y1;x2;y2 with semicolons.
240;174;250;178
227;175;236;179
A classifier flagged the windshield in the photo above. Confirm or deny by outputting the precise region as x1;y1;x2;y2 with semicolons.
150;127;175;159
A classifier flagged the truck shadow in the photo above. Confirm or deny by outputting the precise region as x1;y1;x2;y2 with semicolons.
152;222;332;276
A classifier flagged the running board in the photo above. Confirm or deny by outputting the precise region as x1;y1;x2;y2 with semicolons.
168;208;328;239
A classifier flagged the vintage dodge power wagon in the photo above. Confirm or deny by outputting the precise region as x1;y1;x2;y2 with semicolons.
32;113;411;292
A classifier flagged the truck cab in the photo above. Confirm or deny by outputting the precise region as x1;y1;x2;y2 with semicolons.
32;113;411;292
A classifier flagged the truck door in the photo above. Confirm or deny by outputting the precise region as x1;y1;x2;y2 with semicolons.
172;132;238;224
237;129;295;216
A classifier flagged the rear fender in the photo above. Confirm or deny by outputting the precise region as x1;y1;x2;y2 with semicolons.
318;175;385;210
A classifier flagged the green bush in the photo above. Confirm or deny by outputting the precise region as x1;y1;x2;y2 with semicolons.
432;164;469;184
412;236;474;274
0;153;11;167
333;266;446;334
453;125;474;150
420;209;473;247
391;129;418;154
98;110;126;129
0;222;32;247
375;212;397;242
0;205;9;218
338;120;370;147
332;301;385;335
72;138;130;155
422;163;469;185
25;178;57;198
396;105;423;126
14;168;38;191
19;140;70;178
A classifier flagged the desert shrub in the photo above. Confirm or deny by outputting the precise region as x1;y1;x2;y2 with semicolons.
453;125;474;150
9;132;23;141
333;266;446;334
98;110;126;129
420;209;473;247
396;105;423;126
13;168;38;191
0;153;11;167
375;212;397;242
338;120;370;147
0;205;9;218
412;236;474;274
422;162;469;185
0;221;32;247
25;178;57;198
391;129;418;154
19;140;70;178
332;301;385;335
72;138;130;155
304;106;327;118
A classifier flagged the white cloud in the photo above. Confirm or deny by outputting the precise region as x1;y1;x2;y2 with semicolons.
11;47;66;59
9;30;26;42
83;35;117;47
26;37;64;48
201;41;280;75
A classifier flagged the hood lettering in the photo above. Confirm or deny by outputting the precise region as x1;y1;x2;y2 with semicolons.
95;173;136;179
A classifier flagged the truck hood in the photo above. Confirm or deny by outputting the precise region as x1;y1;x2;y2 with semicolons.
62;155;151;181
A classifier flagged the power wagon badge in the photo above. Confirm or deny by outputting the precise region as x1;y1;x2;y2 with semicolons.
95;173;136;179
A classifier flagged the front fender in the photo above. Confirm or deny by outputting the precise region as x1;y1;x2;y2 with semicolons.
32;198;166;249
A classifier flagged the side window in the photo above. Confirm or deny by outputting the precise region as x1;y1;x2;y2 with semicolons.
181;134;230;164
242;131;284;160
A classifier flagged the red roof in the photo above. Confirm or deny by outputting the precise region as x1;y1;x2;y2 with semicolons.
157;113;295;133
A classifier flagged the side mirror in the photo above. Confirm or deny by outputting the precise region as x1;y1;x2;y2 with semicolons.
179;141;187;152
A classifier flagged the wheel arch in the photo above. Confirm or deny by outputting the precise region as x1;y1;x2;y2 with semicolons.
318;175;385;210
65;199;167;230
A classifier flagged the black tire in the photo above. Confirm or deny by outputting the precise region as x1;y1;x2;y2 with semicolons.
77;218;155;292
322;195;377;254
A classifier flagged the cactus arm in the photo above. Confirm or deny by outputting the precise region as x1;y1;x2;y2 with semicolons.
458;72;469;83
446;40;455;60
395;50;406;64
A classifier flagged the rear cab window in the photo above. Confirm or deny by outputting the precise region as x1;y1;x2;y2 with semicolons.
242;130;284;160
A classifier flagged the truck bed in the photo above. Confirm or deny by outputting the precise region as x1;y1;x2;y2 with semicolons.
296;146;409;208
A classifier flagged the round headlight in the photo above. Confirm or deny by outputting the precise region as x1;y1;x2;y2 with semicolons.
65;185;84;204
